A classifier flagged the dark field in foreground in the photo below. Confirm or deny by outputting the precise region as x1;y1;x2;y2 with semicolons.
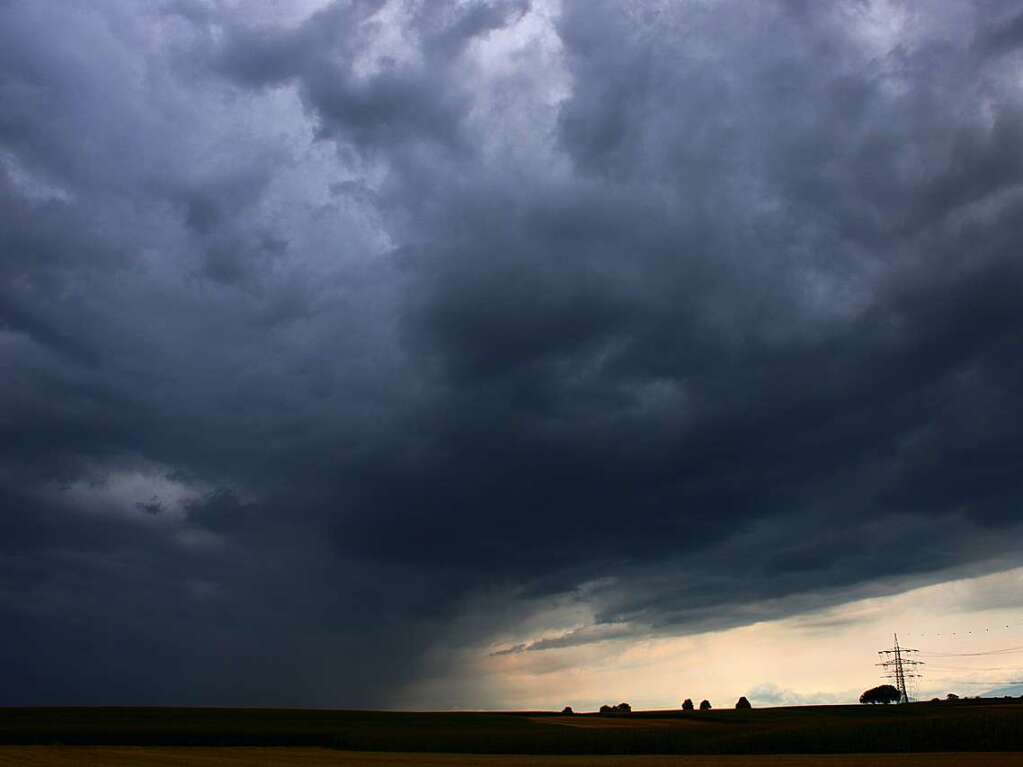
2;702;1023;755
2;749;1023;767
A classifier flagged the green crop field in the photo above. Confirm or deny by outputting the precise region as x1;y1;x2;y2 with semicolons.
1;701;1021;756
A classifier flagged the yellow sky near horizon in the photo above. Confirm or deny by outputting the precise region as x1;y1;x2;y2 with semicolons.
402;566;1023;711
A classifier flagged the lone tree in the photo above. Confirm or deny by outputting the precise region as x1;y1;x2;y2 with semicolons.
735;696;752;709
681;698;694;711
561;706;574;715
599;704;613;714
859;684;901;704
699;699;712;710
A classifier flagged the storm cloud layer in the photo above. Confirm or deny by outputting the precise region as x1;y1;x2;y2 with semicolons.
2;0;1023;707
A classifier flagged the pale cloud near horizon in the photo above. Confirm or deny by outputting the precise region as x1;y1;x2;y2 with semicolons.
402;566;1023;710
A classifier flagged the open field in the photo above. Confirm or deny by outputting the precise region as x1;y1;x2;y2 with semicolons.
2;701;1022;755
2;749;1023;767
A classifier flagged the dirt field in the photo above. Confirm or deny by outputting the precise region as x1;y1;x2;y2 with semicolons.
2;749;1023;767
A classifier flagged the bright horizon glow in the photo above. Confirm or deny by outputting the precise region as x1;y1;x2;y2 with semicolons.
401;566;1023;711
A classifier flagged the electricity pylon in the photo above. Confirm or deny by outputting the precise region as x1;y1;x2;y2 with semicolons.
877;633;924;703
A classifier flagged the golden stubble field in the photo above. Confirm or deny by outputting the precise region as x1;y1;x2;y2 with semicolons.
2;749;1023;767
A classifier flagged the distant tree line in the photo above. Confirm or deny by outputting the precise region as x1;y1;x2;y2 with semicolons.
683;697;751;710
560;685;1022;718
565;695;755;715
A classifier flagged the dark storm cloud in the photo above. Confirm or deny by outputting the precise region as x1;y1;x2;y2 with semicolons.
2;0;1023;707
977;8;1023;58
208;0;529;151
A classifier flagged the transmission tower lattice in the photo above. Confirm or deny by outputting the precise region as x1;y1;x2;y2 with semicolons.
877;633;924;703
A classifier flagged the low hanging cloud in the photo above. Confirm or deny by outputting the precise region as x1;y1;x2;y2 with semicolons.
2;0;1023;708
747;683;854;707
492;622;636;656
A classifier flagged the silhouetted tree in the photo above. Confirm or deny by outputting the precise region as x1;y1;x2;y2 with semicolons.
735;696;751;709
681;698;694;711
699;699;712;710
859;684;901;704
946;693;959;701
600;702;631;714
561;706;574;714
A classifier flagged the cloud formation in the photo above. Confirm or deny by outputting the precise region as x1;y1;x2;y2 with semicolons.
2;0;1023;707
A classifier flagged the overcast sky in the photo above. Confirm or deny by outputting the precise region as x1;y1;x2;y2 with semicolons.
2;0;1023;709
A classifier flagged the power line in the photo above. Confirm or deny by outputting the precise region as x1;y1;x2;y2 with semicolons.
919;645;1023;658
925;664;1022;672
877;629;1023;699
903;622;1023;639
